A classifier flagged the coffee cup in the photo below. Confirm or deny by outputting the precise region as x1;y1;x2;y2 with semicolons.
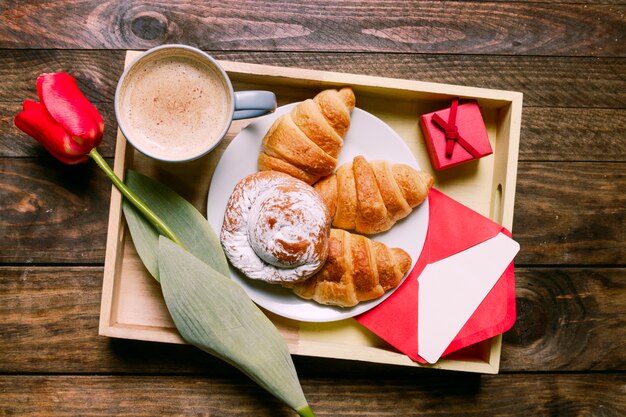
115;44;276;162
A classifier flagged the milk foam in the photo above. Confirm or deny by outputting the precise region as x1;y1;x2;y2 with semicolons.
120;54;230;160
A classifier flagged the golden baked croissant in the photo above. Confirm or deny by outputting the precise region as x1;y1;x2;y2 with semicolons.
288;229;412;307
258;87;356;185
314;155;434;235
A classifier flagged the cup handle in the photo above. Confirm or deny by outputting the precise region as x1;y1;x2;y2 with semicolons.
232;91;277;120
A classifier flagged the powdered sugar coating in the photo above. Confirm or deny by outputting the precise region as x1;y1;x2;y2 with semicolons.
220;171;331;283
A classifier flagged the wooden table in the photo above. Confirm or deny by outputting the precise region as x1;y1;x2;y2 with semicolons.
1;1;624;415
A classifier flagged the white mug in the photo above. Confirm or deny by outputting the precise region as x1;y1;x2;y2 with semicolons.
115;44;276;162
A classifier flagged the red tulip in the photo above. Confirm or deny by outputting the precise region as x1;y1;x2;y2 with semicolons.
14;72;104;164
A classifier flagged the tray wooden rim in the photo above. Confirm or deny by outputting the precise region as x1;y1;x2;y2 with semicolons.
99;53;523;375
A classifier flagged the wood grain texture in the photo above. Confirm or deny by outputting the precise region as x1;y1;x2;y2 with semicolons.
0;0;624;414
4;103;624;162
0;50;123;102
0;1;624;57
513;162;626;265
0;374;624;416
1;267;623;373
520;108;626;162
1;50;625;109
1;159;623;265
503;268;626;371
0;158;111;264
1;50;625;165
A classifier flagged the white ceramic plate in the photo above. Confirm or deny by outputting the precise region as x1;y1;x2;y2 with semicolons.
207;103;429;322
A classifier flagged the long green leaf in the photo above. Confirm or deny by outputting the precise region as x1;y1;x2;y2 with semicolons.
157;236;311;414
122;170;229;281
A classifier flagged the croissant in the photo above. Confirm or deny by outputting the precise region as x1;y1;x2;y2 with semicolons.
314;155;434;235
288;229;412;307
258;87;356;185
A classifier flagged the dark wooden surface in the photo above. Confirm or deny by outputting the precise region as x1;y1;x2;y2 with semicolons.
0;1;624;416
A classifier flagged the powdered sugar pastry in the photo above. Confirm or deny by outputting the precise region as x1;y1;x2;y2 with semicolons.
220;171;331;284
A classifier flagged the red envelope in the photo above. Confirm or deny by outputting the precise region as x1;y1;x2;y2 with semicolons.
356;189;516;363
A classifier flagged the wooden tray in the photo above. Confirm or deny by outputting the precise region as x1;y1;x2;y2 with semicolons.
99;51;522;374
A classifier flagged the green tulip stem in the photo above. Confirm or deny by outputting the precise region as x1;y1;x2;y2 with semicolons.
298;406;316;417
89;148;184;247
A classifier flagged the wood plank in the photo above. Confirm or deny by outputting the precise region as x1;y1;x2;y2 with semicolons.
495;0;624;3
0;50;125;103
0;2;624;57
0;1;621;413
1;267;623;373
0;158;111;264
1;159;623;265
520;107;626;162
0;374;623;416
503;0;624;3
0;266;236;375
4;103;624;162
1;50;625;109
513;162;626;265
503;268;626;371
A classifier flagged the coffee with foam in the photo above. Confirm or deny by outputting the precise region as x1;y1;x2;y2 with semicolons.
117;50;231;161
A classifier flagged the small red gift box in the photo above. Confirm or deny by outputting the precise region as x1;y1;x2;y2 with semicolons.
420;99;493;170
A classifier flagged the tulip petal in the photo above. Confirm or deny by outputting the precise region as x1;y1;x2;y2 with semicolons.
37;72;104;149
14;100;90;164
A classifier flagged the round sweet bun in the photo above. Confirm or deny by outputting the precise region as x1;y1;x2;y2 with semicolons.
220;170;331;284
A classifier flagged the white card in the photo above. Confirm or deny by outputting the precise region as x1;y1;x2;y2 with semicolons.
417;232;520;364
